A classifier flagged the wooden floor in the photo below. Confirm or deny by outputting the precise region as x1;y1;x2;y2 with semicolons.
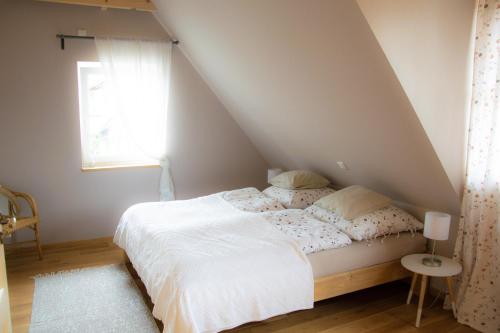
5;238;477;333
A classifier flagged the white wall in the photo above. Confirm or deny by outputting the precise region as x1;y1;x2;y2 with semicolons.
0;0;268;244
357;0;475;197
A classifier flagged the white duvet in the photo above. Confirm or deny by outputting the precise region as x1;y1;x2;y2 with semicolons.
114;193;314;333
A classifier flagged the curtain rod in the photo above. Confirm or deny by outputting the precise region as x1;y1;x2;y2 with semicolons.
56;34;179;50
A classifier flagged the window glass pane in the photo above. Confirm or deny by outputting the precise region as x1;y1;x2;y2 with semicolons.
77;62;157;168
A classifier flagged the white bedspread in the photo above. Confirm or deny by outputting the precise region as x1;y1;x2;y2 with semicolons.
114;194;314;333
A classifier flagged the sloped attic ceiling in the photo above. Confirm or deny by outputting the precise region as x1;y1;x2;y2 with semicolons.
153;0;460;214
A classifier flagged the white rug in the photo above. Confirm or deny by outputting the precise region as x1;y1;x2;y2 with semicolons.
29;264;160;333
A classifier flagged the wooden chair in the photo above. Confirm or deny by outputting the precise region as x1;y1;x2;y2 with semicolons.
0;186;42;260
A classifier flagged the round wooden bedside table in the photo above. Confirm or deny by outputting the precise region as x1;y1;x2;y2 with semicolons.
401;253;462;328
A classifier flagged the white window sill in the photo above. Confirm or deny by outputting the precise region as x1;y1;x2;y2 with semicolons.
81;163;160;172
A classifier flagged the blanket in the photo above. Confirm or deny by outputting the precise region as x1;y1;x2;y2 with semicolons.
114;193;314;333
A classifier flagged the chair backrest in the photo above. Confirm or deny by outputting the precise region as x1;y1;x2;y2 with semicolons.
0;187;19;217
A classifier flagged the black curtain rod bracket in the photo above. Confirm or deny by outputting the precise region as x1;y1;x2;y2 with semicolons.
56;34;95;50
56;34;179;50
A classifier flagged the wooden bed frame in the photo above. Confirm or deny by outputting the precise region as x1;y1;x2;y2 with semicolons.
313;259;411;301
126;253;410;303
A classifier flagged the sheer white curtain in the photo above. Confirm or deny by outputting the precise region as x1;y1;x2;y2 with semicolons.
453;1;499;332
95;37;175;201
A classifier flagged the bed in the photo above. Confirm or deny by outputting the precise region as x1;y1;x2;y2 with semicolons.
114;188;425;333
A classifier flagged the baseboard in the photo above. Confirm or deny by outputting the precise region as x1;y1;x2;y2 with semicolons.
5;236;115;255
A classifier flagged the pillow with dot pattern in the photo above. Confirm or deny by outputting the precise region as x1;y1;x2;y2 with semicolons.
304;204;423;241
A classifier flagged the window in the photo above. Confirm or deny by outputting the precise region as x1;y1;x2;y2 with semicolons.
77;62;158;169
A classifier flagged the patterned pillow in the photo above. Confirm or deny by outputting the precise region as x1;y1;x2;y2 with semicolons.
305;204;423;241
263;186;335;209
222;187;285;212
261;209;351;254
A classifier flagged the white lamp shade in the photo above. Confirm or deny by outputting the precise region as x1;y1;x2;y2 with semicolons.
267;168;283;183
423;211;451;241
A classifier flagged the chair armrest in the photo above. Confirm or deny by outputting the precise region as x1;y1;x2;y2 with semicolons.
12;191;39;217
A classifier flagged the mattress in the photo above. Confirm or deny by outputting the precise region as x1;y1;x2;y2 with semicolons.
307;232;426;278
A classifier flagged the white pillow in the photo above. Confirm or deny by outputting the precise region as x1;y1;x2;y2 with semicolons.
269;170;330;189
263;186;335;209
222;187;262;201
314;185;391;220
222;187;285;212
305;204;423;241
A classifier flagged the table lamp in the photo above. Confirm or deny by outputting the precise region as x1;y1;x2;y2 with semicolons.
267;168;283;183
422;211;451;267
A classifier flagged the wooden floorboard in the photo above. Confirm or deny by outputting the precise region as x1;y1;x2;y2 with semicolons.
5;237;477;333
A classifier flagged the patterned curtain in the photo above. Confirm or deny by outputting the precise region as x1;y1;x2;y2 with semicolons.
453;1;499;332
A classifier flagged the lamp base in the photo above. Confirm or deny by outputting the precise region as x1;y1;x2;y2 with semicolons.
422;256;442;267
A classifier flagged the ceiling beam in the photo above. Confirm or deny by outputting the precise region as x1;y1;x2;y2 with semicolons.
36;0;156;12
